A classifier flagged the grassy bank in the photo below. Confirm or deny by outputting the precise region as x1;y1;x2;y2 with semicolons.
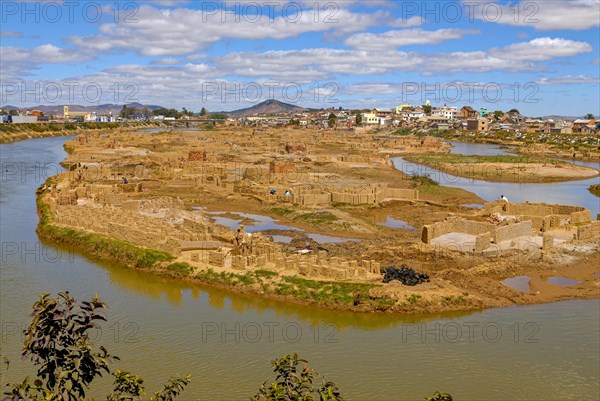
589;184;600;198
0;121;166;144
404;153;598;183
408;153;543;165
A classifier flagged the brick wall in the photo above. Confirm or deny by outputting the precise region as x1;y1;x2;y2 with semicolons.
494;221;533;243
577;221;600;240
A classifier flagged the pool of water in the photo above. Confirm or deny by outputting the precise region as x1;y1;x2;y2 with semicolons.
546;276;583;287
307;233;361;244
501;276;531;293
376;216;416;230
209;212;301;232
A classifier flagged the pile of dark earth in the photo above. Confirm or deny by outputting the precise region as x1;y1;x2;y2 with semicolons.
382;265;429;286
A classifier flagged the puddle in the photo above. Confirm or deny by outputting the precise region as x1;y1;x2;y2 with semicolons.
461;203;484;208
271;235;293;244
501;276;531;292
208;211;359;244
377;217;415;230
307;233;360;244
594;272;600;277
546;276;583;287
209;212;301;233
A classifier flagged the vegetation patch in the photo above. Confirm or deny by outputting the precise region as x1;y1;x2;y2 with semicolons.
407;153;543;165
294;211;339;225
167;262;194;276
589;184;600;198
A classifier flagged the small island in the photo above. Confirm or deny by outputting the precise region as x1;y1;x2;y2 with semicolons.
404;154;600;183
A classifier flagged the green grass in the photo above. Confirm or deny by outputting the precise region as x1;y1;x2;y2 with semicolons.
294;211;338;225
407;294;422;304
271;207;294;216
167;262;194;276
408;153;544;165
411;174;439;187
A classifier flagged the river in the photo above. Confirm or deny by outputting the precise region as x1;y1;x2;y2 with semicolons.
0;137;599;400
392;142;600;217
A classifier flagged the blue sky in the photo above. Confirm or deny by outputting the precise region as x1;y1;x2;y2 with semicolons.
1;0;599;116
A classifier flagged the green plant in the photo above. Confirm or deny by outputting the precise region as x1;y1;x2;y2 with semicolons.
253;353;344;401
407;294;422;304
426;391;453;401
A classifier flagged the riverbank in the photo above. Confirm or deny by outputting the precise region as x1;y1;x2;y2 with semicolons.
433;130;600;162
590;184;600;197
404;154;600;183
0;121;170;144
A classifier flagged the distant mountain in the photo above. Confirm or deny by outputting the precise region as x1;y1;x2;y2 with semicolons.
0;103;165;115
541;115;597;120
226;99;314;116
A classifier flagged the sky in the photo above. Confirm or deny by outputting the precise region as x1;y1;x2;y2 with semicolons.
0;0;599;116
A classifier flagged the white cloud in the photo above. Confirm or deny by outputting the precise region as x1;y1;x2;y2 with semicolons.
345;28;480;49
215;37;591;77
68;4;410;56
467;0;600;31
536;75;600;85
0;44;94;80
150;58;181;65
491;37;593;61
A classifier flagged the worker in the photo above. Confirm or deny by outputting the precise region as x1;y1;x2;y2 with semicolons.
500;194;509;202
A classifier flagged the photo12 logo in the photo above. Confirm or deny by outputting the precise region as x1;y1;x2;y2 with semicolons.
200;321;339;344
200;1;340;23
201;81;339;104
0;1;139;24
1;81;139;105
399;1;539;24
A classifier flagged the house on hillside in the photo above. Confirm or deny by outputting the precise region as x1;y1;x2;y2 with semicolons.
432;106;458;121
572;119;596;133
459;106;478;119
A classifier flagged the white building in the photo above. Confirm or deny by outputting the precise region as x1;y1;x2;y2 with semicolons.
432;106;458;121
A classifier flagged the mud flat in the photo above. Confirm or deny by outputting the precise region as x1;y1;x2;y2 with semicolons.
405;153;599;183
35;127;600;313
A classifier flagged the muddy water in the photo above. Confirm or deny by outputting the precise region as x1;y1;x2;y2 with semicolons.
393;142;600;217
1;137;599;400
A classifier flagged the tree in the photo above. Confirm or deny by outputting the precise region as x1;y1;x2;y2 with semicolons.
509;108;520;114
9;109;18;116
328;113;337;128
423;104;432;115
493;110;503;120
585;113;595;119
200;107;207;116
355;112;362;126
